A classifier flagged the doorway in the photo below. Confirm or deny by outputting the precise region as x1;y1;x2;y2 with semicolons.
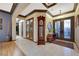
16;18;20;35
26;18;34;41
53;17;74;42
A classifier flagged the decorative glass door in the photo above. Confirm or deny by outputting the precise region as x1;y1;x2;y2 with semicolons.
26;18;34;40
29;19;33;40
16;23;19;35
55;21;61;39
64;19;71;39
21;22;23;36
53;17;74;42
26;21;30;39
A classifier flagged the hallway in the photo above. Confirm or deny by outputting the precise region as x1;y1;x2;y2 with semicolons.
0;3;79;56
15;36;79;56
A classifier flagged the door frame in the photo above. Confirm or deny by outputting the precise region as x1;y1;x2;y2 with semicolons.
53;16;74;42
26;18;34;41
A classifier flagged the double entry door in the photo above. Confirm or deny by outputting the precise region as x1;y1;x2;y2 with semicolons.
53;17;74;42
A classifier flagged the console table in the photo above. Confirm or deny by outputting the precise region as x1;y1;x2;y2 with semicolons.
47;34;56;43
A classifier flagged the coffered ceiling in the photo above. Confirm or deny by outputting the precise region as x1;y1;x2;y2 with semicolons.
0;3;77;17
43;3;56;8
48;3;75;16
20;3;47;16
19;3;77;17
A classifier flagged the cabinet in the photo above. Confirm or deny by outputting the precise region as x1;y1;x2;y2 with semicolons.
47;34;56;43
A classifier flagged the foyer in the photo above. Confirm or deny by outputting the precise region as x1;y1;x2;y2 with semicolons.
0;3;79;56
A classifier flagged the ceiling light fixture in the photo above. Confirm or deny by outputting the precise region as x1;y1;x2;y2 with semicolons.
59;10;61;15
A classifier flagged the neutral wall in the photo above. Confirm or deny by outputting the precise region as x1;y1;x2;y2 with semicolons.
46;13;53;41
19;20;22;37
23;20;26;38
19;20;26;38
53;12;75;20
0;11;12;41
75;4;79;48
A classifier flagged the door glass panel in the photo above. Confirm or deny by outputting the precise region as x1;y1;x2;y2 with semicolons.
26;21;29;38
21;22;23;36
16;23;19;35
29;19;33;40
64;19;71;39
55;21;60;38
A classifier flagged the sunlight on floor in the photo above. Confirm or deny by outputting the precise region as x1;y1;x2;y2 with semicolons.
16;36;79;56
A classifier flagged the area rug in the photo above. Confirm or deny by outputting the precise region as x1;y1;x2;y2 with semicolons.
52;40;74;49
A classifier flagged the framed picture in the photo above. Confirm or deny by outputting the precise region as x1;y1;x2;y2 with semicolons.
0;18;2;30
47;22;52;32
0;18;2;24
0;25;2;29
77;15;79;26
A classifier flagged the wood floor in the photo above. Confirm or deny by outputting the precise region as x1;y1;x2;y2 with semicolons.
0;41;25;56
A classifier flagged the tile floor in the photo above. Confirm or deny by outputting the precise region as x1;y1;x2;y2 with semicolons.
16;36;79;56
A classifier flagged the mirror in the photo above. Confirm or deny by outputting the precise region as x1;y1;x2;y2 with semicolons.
47;22;52;32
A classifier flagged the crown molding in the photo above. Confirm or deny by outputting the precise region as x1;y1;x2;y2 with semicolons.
0;3;18;15
42;3;57;8
19;9;47;18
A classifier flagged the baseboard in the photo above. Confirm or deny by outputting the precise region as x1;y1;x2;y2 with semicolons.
74;41;79;50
